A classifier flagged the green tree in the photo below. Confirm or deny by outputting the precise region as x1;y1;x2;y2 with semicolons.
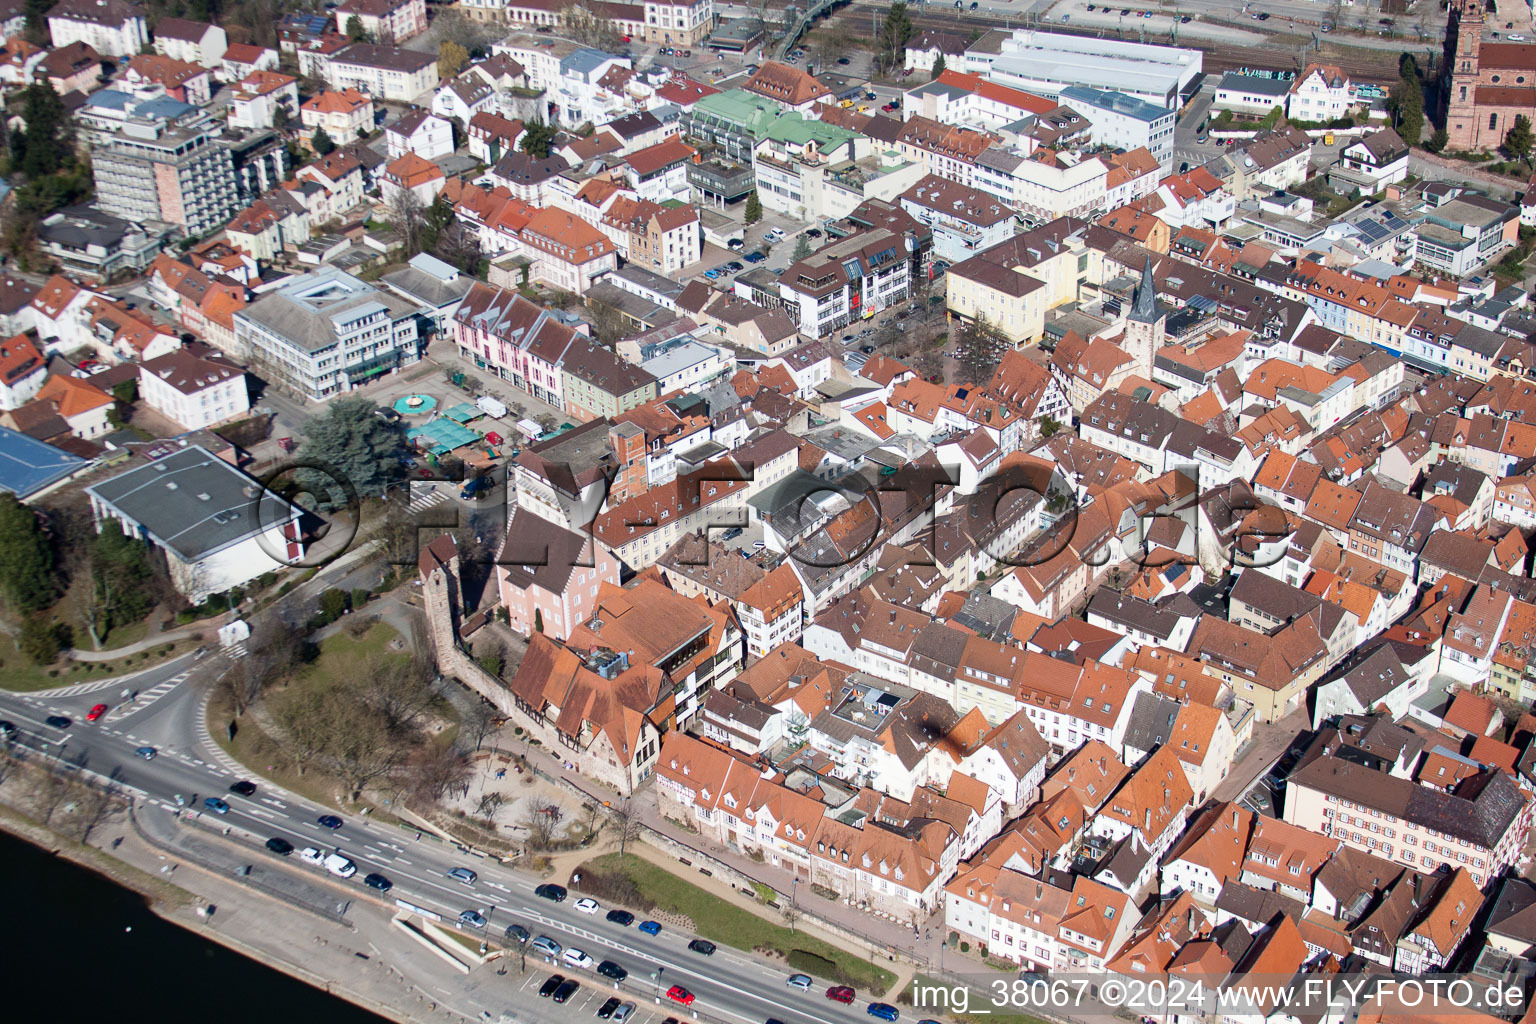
22;0;48;44
931;54;946;81
111;379;137;404
293;397;407;505
439;40;470;80
1508;115;1534;169
89;521;154;638
17;615;66;665
0;494;54;613
744;189;763;225
877;2;915;74
519;119;558;159
346;14;367;41
318;587;349;622
11;82;72;179
792;234;812;260
1425;127;1449;153
311;126;335;156
1394;56;1424;145
534;608;544;633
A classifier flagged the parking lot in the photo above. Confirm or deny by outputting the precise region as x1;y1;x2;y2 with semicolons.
511;967;685;1024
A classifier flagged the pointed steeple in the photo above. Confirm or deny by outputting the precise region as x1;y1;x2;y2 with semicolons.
1130;255;1160;323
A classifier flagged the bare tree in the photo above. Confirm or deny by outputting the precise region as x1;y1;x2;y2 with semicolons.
358;652;441;734
434;220;483;275
558;3;622;49
460;700;498;753
389;184;427;256
217;605;298;717
35;752;77;825
408;743;473;803
523;795;563;849
333;712;406;801
609;799;643;858
68;772;123;843
952;314;1008;386
782;889;802;932
475;791;506;822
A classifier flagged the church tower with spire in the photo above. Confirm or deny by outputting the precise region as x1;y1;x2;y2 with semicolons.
1122;255;1164;379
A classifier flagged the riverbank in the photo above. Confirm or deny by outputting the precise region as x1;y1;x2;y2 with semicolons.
0;781;478;1024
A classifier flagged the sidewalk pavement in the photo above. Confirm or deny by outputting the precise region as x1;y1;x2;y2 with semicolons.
101;812;491;1024
496;729;952;976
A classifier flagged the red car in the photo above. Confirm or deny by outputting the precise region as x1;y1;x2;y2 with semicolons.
485;431;504;446
827;987;855;1004
667;986;694;1007
86;703;108;722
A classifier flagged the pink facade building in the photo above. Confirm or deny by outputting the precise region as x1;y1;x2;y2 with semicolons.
499;510;621;640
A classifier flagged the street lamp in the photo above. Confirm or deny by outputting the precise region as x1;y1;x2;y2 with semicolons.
651;967;664;1003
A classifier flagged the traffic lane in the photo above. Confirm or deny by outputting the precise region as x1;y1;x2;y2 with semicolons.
4;708;889;1023
504;901;874;1024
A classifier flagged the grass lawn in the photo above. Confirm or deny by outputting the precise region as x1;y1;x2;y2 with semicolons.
578;852;897;995
0;636;200;692
210;621;409;809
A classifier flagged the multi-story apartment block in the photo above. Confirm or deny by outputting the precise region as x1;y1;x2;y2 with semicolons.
49;0;147;57
325;42;437;102
136;347;249;430
334;0;427;43
91;111;239;237
777;228;919;337
1284;750;1530;889
233;267;421;400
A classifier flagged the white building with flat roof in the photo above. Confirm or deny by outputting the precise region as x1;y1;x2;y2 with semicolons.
233;266;421;400
981;30;1201;110
1058;85;1176;169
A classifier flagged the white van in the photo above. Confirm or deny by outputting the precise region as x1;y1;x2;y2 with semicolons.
323;853;357;878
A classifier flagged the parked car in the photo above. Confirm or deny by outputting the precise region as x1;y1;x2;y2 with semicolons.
539;976;566;998
598;998;623;1020
459;909;487;928
688;939;716;956
299;847;325;865
597;960;628;981
448;867;478;885
531;936;562;958
828;987;856;1004
606;909;635;926
667;986;695;1007
868;1004;900;1021
704;268;721;280
553;980;580;1004
744;252;766;263
265;837;293;855
837;57;850;65
787;974;813;989
638;920;662;936
612;1003;635;1023
562;948;594;970
505;923;531;943
535;883;567;901
575;897;600;914
726;260;744;271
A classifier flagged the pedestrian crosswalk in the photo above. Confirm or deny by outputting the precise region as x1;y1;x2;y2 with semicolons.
103;672;190;722
32;674;136;699
406;483;449;516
